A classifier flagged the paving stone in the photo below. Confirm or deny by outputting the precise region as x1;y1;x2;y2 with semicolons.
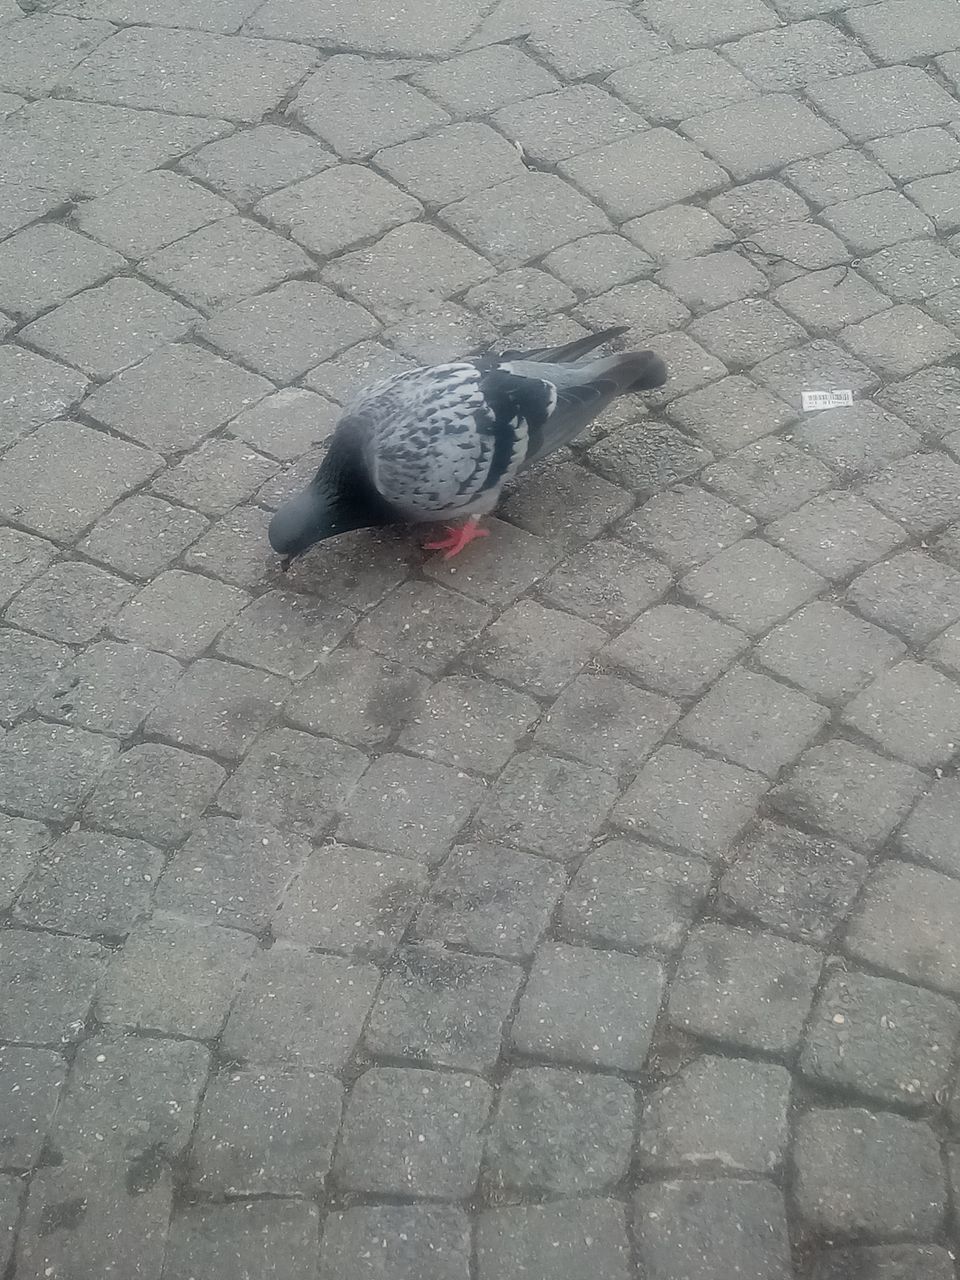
588;422;713;499
161;1201;319;1280
624;204;729;261
752;338;879;408
63;26;315;121
603;605;747;701
773;268;890;336
7;559;132;645
639;1055;791;1174
688;299;804;368
145;658;287;761
0;346;89;452
479;1199;631;1280
577;279;690;337
683;95;842;182
492;85;645;167
364;945;522;1073
680;667;828;777
155;817;309;932
249;0;490;52
535;673;678;777
665;377;794;455
501;458;632;545
223;947;378;1070
193;1065;343;1196
847;0;960;61
512;941;664;1072
411;843;562;962
0;185;63;245
743;221;852;286
619;485;757;572
182;506;276;591
774;739;924;853
217;728;366;838
304;340;415;405
152;438;277;517
528;6;668;77
848;861;960;996
410;45;560;118
80;499;206;583
486;1066;634;1194
286;647;427;749
0;223;123;321
140;217;311;315
473;598;605;697
0;721;118;824
257;163;422;257
847;550;960;645
634;1179;792;1280
927;287;960;334
0;99;227;202
38;642;181;740
561;838;711;957
802;968;960;1109
378;122;523;206
657;251;767;316
543;235;653;296
47;1027;207;1172
181;123;335;204
385;301;496;364
808;66;959;143
18;1164;172;1280
868;128;960;183
109;570;244;661
84;742;226;845
97;917;254;1037
538;542;671;632
275;844;426;959
423;520;561;608
840;304;959;379
720;819;869;945
356;581;490;677
878;366;960;439
668;923;821;1055
83;341;271;455
338;753;481;865
722;20;872;92
767;491;908;581
681;539;824;636
215;590;356;680
0;419;161;542
476;750;618;861
900;779;960;878
843;661;960;769
0;930;106;1044
756;602;905;704
810;1244;957;1280
782;147;893;208
320;1204;471;1280
793;1107;945;1236
640;0;777;46
614;745;769;861
0;531;58;613
641;331;728;403
291;56;450;160
74;169;233;259
703;436;837;522
0;14;115;95
561;129;726;221
335;1067;491;1197
0;629;70;727
0;1045;66;1170
231;389;336;462
792;403;921;479
200;280;377;383
13;828;162;938
442;171;609;268
0;816;53;912
397;675;539;775
22;276;200;378
609;49;756;125
907;171;960;235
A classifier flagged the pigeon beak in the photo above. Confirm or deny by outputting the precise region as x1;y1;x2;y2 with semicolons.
279;555;293;573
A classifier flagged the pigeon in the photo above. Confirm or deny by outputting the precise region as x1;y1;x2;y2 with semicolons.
268;325;667;566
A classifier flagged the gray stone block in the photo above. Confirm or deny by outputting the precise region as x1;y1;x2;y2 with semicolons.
320;1206;470;1280
398;675;540;775
474;598;605;697
0;346;89;451
357;579;492;674
756;602;904;704
640;0;778;46
162;1201;319;1280
7;559;133;645
0;630;71;728
0;14;115;96
774;269;890;336
900;778;960;879
847;549;960;644
501;459;633;545
878;366;960;438
0;816;52;912
847;0;960;62
410;45;560;118
703;436;837;522
74;169;233;258
609;49;756;124
543;234;653;295
588;422;713;498
907;171;960;234
682;94;843;181
0;722;118;824
152;438;277;516
286;647;428;748
0;929;106;1045
810;1245;956;1280
0;222;123;320
688;298;804;367
529;6;669;77
843;661;960;769
84;743;226;845
753;338;879;408
35;641;181;738
722;19;872;91
791;402;920;479
808;66;959;142
476;1200;631;1280
215;590;356;679
868;127;960;183
113;569;247;659
619;483;757;570
680;538;824;636
538;542;671;630
782;147;893;208
604;604;749;700
492;85;645;166
535;673;678;776
0;1045;66;1170
767;491;907;580
146;658;288;761
840;304;958;379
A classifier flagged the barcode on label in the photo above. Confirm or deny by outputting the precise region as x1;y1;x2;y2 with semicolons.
801;389;855;412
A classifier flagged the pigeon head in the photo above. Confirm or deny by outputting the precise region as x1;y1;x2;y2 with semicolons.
268;481;373;569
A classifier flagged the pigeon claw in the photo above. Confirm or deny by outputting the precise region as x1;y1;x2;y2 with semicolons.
423;519;490;559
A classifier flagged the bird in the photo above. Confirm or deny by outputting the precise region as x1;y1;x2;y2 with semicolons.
268;325;667;567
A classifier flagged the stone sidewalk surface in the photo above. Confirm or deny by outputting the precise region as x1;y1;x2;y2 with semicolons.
3;0;960;1275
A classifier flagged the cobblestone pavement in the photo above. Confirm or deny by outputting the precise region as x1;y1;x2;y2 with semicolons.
4;0;960;1277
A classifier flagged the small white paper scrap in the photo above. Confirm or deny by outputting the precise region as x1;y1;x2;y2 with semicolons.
801;389;854;412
